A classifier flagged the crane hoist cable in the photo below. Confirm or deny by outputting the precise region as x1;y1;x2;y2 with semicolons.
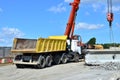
107;0;115;46
109;27;115;44
107;0;112;13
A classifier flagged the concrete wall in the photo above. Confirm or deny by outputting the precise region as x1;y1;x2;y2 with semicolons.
0;47;12;58
0;47;13;63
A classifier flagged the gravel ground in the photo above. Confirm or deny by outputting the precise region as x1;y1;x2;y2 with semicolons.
0;62;120;80
91;62;120;71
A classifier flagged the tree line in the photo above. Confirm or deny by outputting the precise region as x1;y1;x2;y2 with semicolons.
86;37;120;49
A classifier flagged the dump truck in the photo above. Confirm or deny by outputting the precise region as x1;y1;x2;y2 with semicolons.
11;35;82;68
11;0;82;68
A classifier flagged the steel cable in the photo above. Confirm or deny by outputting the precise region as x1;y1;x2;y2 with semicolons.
109;27;115;47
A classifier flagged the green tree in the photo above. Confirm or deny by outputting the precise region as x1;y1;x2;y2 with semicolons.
87;37;96;45
103;43;120;49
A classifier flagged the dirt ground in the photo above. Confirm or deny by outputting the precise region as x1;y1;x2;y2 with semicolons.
0;62;120;80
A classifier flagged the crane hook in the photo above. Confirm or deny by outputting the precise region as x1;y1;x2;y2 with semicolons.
107;0;113;27
107;12;113;27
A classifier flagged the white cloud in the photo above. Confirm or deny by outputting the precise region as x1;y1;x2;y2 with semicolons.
64;0;73;3
0;39;5;42
2;27;24;37
76;22;104;30
112;0;120;4
81;0;120;4
103;6;120;13
112;6;120;12
92;4;101;12
64;0;104;4
0;27;24;46
81;0;104;4
81;0;120;13
48;3;66;13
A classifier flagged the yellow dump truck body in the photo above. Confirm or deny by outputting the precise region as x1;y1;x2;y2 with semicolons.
11;36;67;53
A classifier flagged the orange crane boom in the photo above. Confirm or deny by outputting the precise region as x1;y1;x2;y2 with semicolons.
64;0;80;39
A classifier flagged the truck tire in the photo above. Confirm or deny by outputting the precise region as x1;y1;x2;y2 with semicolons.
74;53;80;62
37;55;46;69
53;54;61;65
61;54;68;64
45;55;52;67
16;64;24;68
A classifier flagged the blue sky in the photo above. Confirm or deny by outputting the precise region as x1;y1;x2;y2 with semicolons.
0;0;120;46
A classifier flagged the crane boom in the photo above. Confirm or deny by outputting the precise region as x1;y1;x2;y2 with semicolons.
64;0;80;39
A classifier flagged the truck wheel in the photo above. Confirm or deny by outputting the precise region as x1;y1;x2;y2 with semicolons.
37;55;46;69
16;64;21;68
74;53;80;62
45;55;52;67
53;54;61;65
61;54;68;64
16;64;24;68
